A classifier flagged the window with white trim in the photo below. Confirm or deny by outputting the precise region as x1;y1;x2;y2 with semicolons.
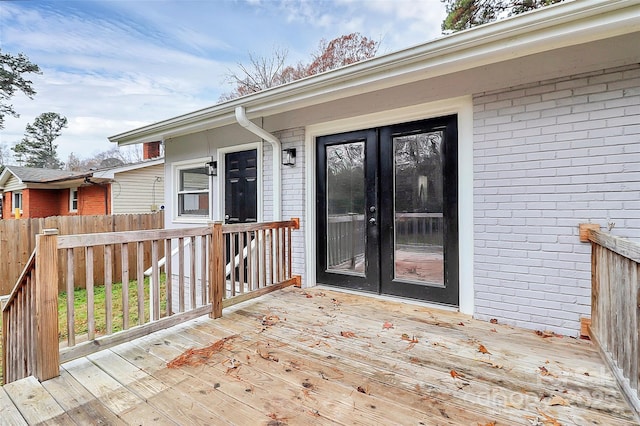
177;166;209;217
13;191;22;213
70;188;79;212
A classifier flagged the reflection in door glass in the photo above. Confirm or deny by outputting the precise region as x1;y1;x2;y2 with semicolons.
326;142;366;275
394;131;444;286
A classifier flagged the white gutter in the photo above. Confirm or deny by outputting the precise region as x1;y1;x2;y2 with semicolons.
234;106;282;221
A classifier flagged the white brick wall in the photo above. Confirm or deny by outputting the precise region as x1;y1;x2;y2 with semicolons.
473;64;640;336
274;128;306;283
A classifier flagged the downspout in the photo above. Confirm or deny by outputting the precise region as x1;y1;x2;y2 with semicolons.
234;106;281;220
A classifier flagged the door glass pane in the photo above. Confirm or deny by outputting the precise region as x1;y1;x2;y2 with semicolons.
393;131;444;286
326;142;365;275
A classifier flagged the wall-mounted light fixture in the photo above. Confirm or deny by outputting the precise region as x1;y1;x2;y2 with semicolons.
282;148;296;166
206;160;217;176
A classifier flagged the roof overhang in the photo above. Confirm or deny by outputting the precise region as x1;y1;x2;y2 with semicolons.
108;0;640;146
91;158;164;179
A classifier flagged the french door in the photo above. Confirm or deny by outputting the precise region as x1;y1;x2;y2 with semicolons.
316;116;458;305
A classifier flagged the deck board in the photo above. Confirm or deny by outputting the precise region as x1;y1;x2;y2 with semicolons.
2;287;637;425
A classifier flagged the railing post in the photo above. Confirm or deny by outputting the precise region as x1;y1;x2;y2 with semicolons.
210;222;224;319
35;229;60;382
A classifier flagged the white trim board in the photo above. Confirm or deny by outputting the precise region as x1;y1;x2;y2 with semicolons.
304;96;474;315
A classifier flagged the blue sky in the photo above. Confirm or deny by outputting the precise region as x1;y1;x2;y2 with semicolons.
0;0;447;162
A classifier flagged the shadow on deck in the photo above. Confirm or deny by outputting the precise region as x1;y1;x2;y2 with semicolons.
1;287;636;425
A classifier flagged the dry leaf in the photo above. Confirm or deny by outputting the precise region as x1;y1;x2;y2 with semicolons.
478;422;496;426
167;335;239;368
458;322;465;326
340;331;356;338
261;315;280;326
490;318;498;324
450;369;465;379
303;292;313;298
549;395;569;406
401;333;419;343
258;350;279;362
382;321;394;330
535;330;563;338
357;385;370;394
478;344;491;354
536;409;562;426
538;366;557;378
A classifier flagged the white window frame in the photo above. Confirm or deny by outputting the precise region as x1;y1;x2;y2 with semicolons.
13;191;23;214
172;157;212;224
69;187;79;212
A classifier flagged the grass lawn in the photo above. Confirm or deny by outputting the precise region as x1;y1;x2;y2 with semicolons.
1;275;166;384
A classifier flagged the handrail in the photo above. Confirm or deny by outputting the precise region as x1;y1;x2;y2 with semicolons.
2;219;300;385
586;227;640;419
1;249;36;313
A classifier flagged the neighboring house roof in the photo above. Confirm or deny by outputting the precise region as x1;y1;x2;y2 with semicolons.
0;166;94;190
108;0;640;145
91;157;164;180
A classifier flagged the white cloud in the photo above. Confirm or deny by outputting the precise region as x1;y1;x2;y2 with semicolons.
0;0;447;163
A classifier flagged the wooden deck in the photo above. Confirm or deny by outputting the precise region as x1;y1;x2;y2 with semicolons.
1;287;636;425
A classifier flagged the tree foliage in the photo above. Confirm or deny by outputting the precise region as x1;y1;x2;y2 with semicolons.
0;49;41;129
13;112;67;169
66;146;147;171
220;33;379;101
441;0;565;32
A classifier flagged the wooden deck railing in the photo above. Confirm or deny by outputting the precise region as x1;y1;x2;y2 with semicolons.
2;219;300;384
584;225;640;416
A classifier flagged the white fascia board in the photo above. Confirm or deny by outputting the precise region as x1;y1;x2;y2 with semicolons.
109;0;640;146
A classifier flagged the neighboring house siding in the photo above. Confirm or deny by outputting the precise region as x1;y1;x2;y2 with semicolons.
112;164;164;214
79;184;110;215
277;128;306;282
4;175;24;193
473;64;640;336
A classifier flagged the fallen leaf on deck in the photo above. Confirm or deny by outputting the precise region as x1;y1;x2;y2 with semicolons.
340;331;356;338
262;315;280;326
549;395;569;406
258;350;279;362
167;335;239;368
331;298;341;305
450;369;465;379
535;330;563;338
490;318;498;324
410;357;420;364
357;385;370;394
382;321;394;330
538;366;557;378
302;292;313;298
478;344;491;354
536;408;562;426
478;422;496;426
401;333;419;343
458;322;465;326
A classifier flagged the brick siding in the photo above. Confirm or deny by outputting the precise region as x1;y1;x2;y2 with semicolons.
472;64;640;336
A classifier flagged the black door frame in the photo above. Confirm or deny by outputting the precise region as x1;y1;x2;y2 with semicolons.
316;115;459;305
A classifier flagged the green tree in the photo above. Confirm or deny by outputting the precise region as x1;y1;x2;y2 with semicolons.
441;0;564;32
0;49;41;129
13;112;67;169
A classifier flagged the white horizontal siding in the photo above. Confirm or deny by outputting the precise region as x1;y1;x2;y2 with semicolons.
4;175;25;192
112;164;165;214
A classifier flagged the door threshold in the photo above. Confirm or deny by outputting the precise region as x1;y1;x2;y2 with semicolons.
314;285;460;314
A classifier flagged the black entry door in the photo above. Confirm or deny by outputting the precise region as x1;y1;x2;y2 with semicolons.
317;116;458;306
225;149;257;223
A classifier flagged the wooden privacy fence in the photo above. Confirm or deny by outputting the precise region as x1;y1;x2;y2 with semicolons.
582;224;640;417
0;212;164;295
2;218;300;384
